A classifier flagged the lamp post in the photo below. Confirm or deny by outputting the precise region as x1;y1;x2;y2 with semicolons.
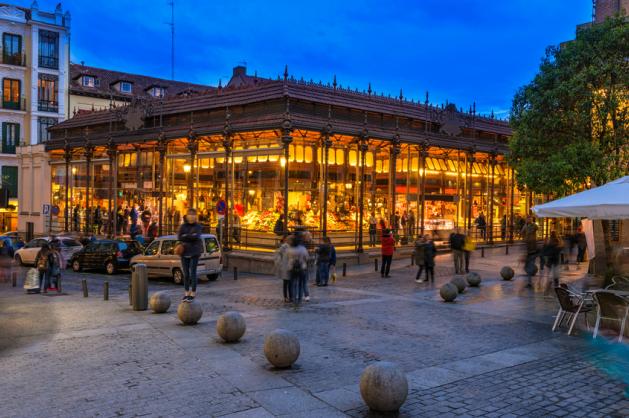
223;109;233;250
156;135;167;236
186;131;197;209
281;99;293;235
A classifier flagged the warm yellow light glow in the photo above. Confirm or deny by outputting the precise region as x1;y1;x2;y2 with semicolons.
345;182;353;189
336;149;344;165
248;189;255;196
280;157;287;167
304;146;313;163
366;152;374;168
200;159;209;169
349;150;357;167
183;164;191;173
328;148;336;165
71;167;77;175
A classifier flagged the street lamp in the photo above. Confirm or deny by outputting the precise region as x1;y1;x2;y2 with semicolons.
183;163;191;173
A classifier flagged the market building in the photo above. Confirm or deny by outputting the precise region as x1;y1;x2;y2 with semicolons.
0;1;70;233
44;65;529;255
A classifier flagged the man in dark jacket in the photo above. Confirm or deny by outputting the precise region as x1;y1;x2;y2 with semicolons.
178;208;204;302
316;237;333;287
449;228;465;275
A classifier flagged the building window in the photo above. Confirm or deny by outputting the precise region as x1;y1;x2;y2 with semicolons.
149;86;165;97
38;74;59;112
38;30;59;69
38;117;57;143
1;122;19;154
82;75;96;87
119;81;132;93
2;33;23;66
2;78;21;110
1;166;17;198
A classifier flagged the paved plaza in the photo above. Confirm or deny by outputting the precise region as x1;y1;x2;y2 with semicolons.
0;248;628;418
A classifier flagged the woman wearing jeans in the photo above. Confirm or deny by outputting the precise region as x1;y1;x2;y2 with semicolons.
178;208;203;302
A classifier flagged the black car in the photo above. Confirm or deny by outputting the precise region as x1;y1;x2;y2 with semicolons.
70;240;143;274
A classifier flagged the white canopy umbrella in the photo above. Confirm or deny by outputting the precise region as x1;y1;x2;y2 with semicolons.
532;176;629;220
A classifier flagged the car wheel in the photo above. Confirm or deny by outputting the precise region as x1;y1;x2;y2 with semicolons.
72;260;82;272
105;261;116;275
207;273;220;281
15;254;24;266
172;268;184;285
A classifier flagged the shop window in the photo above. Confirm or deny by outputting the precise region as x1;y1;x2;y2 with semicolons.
376;159;383;173
2;122;19;153
336;149;344;165
439;159;448;171
294;145;304;163
304;146;313;163
426;158;436;171
366;152;374;168
38;30;59;69
2;78;21;109
447;160;456;172
349;150;357;167
328;148;336;165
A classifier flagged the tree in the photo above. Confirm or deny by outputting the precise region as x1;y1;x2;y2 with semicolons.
509;16;628;196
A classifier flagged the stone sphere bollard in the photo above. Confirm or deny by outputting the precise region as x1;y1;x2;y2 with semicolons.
500;266;515;281
177;300;203;325
360;361;408;412
149;291;171;313
451;276;468;293
440;282;458;302
264;329;300;368
216;311;246;343
466;272;481;287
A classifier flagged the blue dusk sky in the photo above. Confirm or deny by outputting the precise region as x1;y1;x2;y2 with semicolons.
22;0;591;118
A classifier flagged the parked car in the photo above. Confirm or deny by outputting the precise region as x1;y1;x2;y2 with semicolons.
69;240;144;275
130;234;223;284
0;236;19;257
14;236;82;267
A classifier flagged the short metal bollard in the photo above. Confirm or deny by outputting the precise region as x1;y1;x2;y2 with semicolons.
131;264;148;311
505;245;509;255
374;258;378;272
411;256;415;266
128;284;132;305
342;263;347;277
81;279;88;297
233;266;238;281
11;271;17;287
104;281;109;301
481;247;485;258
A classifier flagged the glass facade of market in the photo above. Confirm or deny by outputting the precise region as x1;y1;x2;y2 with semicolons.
48;130;529;251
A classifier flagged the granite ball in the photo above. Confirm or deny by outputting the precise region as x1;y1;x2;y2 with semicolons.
360;361;408;412
451;276;468;293
216;311;246;343
440;282;458;302
466;272;481;287
264;329;300;368
500;266;515;281
149;291;171;313
177;300;203;325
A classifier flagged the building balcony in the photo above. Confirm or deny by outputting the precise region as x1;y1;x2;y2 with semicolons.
38;55;59;70
38;100;59;113
2;98;26;111
0;51;26;67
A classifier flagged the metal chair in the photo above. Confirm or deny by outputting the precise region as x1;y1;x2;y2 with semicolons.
605;275;629;291
552;287;593;335
593;291;629;343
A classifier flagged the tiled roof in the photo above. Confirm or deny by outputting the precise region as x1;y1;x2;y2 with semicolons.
69;63;215;101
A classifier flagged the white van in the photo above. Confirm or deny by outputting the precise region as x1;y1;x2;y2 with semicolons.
130;234;222;284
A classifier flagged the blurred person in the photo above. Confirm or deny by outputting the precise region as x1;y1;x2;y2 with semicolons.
274;235;291;302
449;227;465;275
287;231;309;306
368;215;377;247
380;229;395;278
412;235;426;283
177;208;203;302
424;235;437;283
521;216;539;288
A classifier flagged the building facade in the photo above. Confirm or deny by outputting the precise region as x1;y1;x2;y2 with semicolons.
0;1;71;234
46;66;528;252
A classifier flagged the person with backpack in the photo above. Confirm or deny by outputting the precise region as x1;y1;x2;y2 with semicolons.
412;236;426;283
315;236;333;287
287;232;309;306
368;215;377;247
274;235;291;302
521;216;539;288
177;208;204;302
424;235;437;283
380;229;395;278
35;243;53;294
49;244;64;292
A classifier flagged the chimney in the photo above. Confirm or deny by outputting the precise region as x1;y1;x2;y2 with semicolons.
233;65;246;77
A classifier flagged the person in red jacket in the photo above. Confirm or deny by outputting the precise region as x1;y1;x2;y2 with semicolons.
380;229;396;278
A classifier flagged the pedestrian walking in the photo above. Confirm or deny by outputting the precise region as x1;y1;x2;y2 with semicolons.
0;240;12;283
380;229;395;278
408;210;416;240
412;236;426;283
274;235;291;302
462;231;474;273
521;216;539;288
449;227;465;275
544;231;562;288
49;244;64;292
273;214;285;236
368;215;377;247
575;226;587;263
286;232;309;306
315;237;333;287
424;235;437;283
177;208;203;302
34;243;53;294
475;212;487;240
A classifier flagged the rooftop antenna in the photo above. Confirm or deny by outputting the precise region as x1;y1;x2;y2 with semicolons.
167;0;175;80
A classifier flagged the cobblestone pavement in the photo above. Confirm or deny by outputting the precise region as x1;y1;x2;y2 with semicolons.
0;247;627;417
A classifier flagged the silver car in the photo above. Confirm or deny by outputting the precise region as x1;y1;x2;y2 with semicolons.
130;234;223;284
14;236;83;267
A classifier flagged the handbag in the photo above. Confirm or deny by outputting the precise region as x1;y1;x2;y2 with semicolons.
463;236;476;252
174;243;184;256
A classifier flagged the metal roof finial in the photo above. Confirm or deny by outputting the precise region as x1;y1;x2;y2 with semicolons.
367;82;372;96
399;89;403;101
333;75;337;90
283;65;288;81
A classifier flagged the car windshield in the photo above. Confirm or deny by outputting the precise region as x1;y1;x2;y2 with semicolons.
204;238;219;253
144;240;159;255
62;239;81;247
117;242;129;251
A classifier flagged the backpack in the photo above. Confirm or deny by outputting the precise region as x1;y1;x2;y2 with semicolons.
37;253;49;272
290;258;303;275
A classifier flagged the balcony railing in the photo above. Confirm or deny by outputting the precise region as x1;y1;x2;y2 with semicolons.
38;100;59;113
2;98;26;111
38;55;58;69
0;50;26;66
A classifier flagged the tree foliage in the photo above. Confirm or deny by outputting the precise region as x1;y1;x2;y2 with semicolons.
509;16;628;196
